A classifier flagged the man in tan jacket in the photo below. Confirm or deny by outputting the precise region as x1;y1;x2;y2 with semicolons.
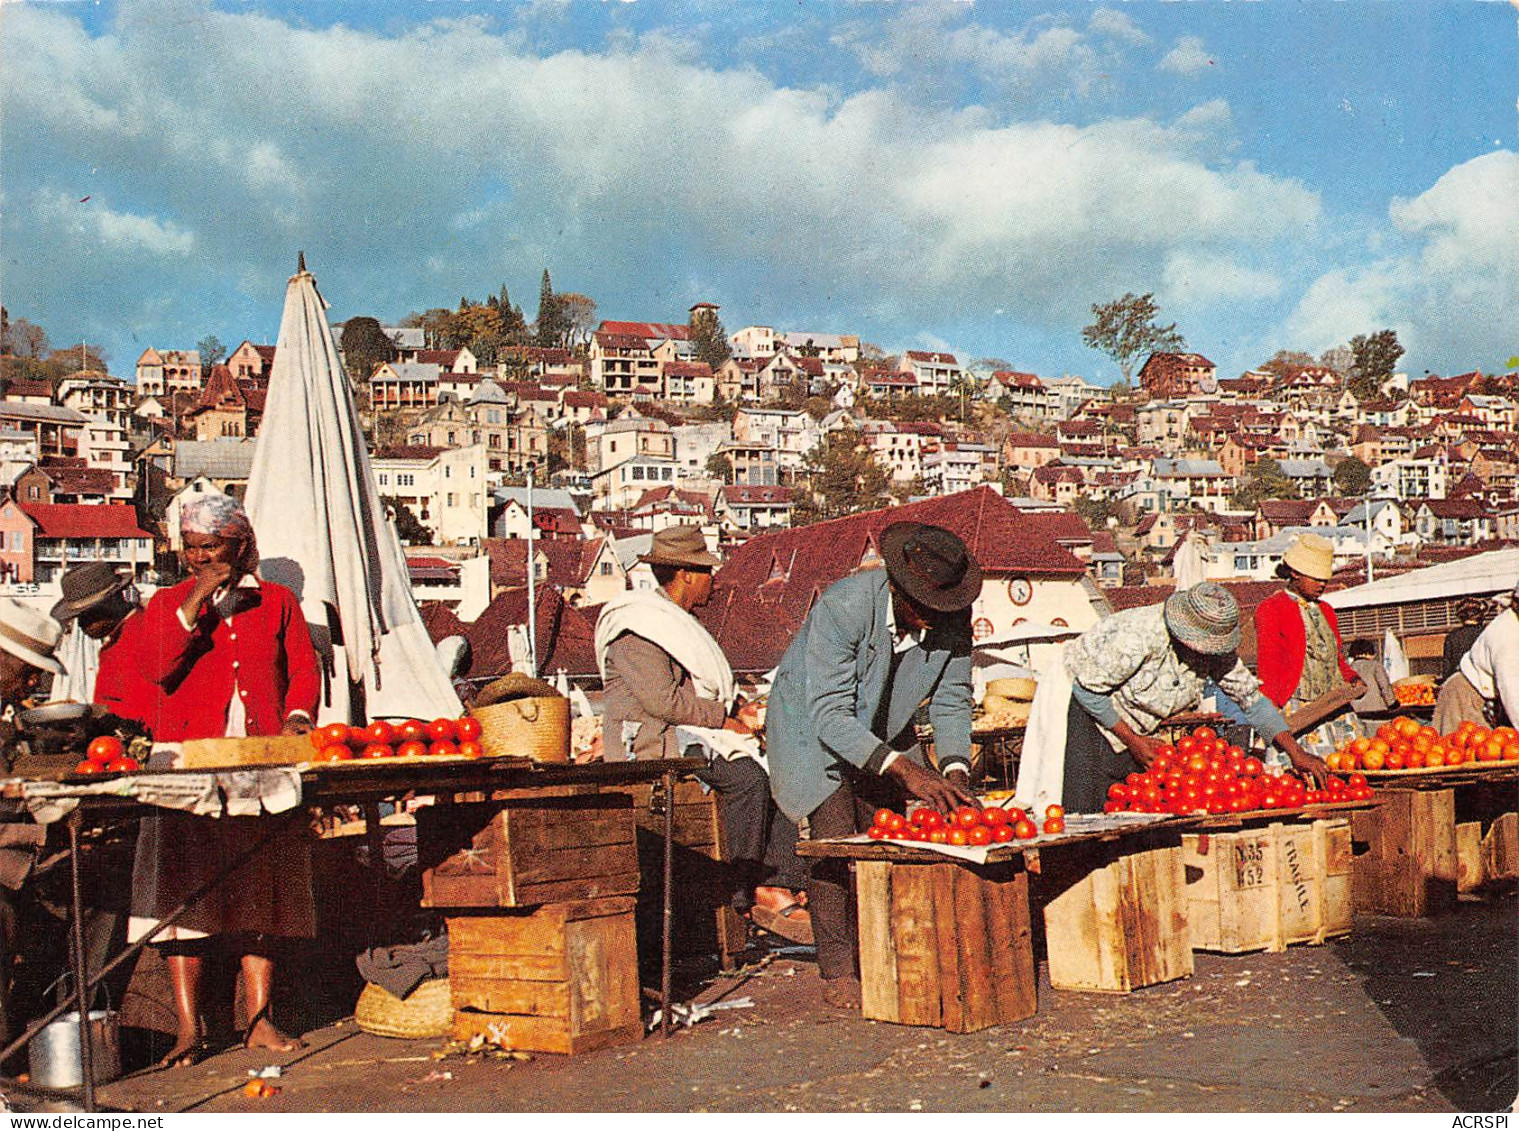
596;526;811;943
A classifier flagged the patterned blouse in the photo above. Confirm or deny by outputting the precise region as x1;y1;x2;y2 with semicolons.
1065;603;1284;743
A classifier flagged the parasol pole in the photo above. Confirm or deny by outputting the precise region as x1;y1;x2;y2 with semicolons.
526;461;538;677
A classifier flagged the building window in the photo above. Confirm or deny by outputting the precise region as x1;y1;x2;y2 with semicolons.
447;493;456;506
600;561;613;576
631;466;645;480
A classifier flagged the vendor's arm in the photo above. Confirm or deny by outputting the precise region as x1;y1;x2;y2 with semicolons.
1067;624;1159;765
925;627;974;782
608;633;727;731
1483;612;1519;727
803;592;896;770
137;586;208;687
1219;659;1330;786
278;588;321;735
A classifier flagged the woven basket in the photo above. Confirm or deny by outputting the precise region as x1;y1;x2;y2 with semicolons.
469;696;570;763
354;978;453;1039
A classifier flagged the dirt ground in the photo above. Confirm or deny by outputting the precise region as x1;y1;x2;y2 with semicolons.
25;890;1514;1115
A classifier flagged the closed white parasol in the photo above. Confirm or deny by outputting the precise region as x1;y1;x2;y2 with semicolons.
244;257;461;723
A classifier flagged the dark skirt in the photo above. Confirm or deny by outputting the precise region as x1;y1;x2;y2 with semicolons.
1061;698;1140;814
129;810;315;942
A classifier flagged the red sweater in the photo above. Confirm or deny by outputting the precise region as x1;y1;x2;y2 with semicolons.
93;609;158;726
137;578;320;742
1253;588;1358;709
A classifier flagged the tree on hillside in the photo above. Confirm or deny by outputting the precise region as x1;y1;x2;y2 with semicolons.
1;311;49;359
340;316;397;386
383;496;433;545
535;269;568;348
1332;455;1372;496
1348;330;1404;400
1081;292;1186;383
558;293;597;351
690;306;732;371
704;452;733;484
1258;349;1316;379
197;334;227;373
1319;344;1354;376
1229;457;1300;508
792;426;892;525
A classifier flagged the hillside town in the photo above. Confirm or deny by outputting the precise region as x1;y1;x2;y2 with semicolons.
1;295;1513;689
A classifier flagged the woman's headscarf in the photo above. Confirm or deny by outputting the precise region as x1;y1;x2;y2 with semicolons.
180;494;260;575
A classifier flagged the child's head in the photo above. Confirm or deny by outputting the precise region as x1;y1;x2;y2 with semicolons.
1347;639;1377;659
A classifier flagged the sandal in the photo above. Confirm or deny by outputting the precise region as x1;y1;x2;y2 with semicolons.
750;901;814;946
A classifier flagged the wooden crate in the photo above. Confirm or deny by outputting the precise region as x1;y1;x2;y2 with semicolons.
418;794;638;908
855;859;1035;1032
1351;788;1457;917
1042;844;1193;994
1456;811;1519;892
448;897;643;1055
1182;819;1351;954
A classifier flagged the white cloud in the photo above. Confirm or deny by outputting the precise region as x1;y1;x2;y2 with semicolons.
1159;36;1215;77
1161;251;1282;305
1088;8;1151;46
35;190;195;256
1281;151;1519;370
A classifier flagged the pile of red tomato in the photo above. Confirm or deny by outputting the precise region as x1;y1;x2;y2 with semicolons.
1103;725;1374;815
310;717;486;762
866;803;1065;846
73;735;139;776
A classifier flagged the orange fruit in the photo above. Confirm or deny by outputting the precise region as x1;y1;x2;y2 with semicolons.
1368;737;1391;758
1425;748;1445;767
1469;726;1491;747
1395;717;1421;740
1475;739;1502;762
1502;741;1519;761
1384;748;1407;770
1361;747;1386;771
1445;746;1467;766
1412;733;1433;753
1376;724;1400;744
1419;726;1439;742
1350;737;1372;757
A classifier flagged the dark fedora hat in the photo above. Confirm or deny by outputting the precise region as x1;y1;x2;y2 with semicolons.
50;561;132;624
879;522;982;613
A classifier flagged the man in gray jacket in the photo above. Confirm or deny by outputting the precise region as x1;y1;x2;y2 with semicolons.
765;522;979;1007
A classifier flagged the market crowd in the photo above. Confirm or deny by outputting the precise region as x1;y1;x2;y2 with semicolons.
3;517;1517;1037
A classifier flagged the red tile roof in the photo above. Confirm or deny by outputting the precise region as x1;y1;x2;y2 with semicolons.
697;486;1084;673
903;350;959;365
414;349;464;367
720;484;794;505
374;445;444;461
599;320;692;342
563;390;607;408
20;502;149;539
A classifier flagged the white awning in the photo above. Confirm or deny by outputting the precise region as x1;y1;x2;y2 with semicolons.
1324;547;1519;611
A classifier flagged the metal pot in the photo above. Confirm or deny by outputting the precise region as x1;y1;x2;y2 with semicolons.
27;981;121;1089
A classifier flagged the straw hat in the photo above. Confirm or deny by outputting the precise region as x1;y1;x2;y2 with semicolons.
0;597;64;674
1282;532;1334;582
880;522;983;613
1163;582;1241;655
638;525;721;570
49;561;132;624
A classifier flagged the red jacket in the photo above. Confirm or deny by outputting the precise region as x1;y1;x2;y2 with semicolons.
1253;588;1358;709
138;578;320;742
93;609;158;726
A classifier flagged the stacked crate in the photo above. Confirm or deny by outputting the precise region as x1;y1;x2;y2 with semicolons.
417;792;644;1054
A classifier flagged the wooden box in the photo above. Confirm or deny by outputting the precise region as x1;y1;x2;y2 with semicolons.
1182;819;1351;954
1456;811;1519;892
418;794;638;908
176;735;313;769
855;859;1036;1032
1351;788;1457;917
448;897;643;1055
1042;844;1193;994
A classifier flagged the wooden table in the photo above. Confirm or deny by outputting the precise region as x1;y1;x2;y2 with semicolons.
1;756;703;1110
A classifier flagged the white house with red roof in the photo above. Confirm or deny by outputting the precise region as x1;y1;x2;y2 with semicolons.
899;350;963;396
372;444;489;546
1;501;154;585
716;483;794;531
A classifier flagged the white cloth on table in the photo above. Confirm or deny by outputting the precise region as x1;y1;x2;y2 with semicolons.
1015;642;1073;814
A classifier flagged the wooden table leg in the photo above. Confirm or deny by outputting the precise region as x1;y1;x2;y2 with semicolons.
68;810;96;1111
661;769;674;1038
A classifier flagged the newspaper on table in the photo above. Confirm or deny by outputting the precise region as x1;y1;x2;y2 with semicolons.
18;759;303;825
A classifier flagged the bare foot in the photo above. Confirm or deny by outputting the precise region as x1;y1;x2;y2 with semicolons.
155;1034;213;1069
243;1016;306;1053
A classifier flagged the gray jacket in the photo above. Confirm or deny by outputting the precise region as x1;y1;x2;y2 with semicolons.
765;569;973;821
602;631;727;760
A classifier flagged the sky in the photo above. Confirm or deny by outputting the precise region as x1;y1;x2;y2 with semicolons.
2;0;1515;384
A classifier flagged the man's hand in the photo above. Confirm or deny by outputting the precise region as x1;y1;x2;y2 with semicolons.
1112;721;1160;768
885;757;976;817
721;716;753;736
1275;732;1330;788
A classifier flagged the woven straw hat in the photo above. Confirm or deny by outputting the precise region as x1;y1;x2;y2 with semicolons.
1282;532;1334;582
1163;582;1241;655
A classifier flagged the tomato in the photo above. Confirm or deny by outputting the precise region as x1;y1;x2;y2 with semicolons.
928;829;949;844
1176;737;1197;755
1044;804;1065;820
1194;726;1217;741
884;813;907;833
74;759;102;776
105;756;139;773
428;740;458;758
364;720;397;745
1347;772;1367;789
1102;800;1122;813
1186;753;1208;774
1242;757;1263;777
313;745;351;762
309;729;328;749
867;825;888;840
458;740;485;759
967;826;993;846
347;725;369;746
87;735;124;765
917;810;946;831
947;828;969;846
398;719;428;743
954;806;983;830
320;722;350;748
1107;783;1129;802
455;716;483;742
1012;819;1038;839
874;808;897;828
1042;816;1065;835
981;807;1008;826
360;743;393;759
988;824;1014;843
396;740;429;758
427;718;456;742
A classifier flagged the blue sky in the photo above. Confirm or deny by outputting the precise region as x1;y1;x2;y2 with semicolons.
3;1;1515;383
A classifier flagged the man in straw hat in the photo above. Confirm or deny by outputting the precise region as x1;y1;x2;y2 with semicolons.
765;522;980;1008
1058;581;1329;813
0;597;65;1050
594;525;811;943
1254;532;1365;757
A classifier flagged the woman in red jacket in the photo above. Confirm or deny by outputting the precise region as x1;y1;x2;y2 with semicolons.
129;495;320;1068
1253;533;1365;759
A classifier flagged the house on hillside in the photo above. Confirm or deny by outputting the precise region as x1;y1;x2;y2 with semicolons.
899;351;962;397
1414;499;1495;547
15;502;154;584
1138;352;1216;399
716;484;794;531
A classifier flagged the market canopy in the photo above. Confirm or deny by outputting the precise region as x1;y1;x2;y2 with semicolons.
1324;547;1519;611
244;258;461;723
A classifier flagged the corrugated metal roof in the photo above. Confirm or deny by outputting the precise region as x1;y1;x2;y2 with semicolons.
173;439;259;480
